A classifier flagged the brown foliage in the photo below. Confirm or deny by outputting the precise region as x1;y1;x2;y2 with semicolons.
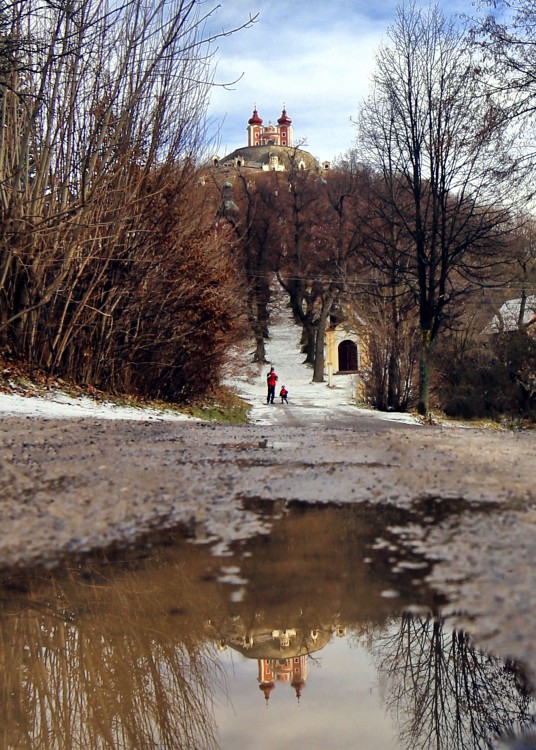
1;162;246;402
0;0;252;403
111;172;246;400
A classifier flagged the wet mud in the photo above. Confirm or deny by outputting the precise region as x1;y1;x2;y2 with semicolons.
0;416;536;712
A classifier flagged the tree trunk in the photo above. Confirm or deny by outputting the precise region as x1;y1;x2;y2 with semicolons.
417;332;432;416
387;352;399;409
303;324;316;364
312;301;332;382
247;290;267;363
251;323;267;363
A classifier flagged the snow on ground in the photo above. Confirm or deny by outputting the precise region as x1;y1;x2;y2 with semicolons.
0;293;419;425
226;296;420;427
0;389;192;421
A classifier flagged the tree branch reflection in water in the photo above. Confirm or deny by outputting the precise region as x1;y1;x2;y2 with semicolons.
370;614;536;750
0;563;225;750
1;503;536;750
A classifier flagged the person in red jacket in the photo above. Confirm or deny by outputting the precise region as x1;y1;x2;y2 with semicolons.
279;385;289;404
266;366;278;404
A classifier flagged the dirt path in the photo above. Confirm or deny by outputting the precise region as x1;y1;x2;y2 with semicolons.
1;413;536;679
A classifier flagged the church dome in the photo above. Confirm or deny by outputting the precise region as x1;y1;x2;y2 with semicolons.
277;108;292;125
248;108;263;125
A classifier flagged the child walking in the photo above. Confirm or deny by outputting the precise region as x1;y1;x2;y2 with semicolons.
279;385;289;404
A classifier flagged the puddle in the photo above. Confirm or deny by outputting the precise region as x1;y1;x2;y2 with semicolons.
0;505;534;749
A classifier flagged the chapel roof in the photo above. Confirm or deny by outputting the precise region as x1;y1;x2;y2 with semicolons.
277;108;292;125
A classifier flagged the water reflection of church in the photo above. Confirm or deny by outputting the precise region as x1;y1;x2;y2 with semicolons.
219;622;346;704
258;652;307;701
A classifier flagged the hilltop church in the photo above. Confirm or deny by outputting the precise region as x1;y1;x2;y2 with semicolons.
212;105;329;173
246;105;293;148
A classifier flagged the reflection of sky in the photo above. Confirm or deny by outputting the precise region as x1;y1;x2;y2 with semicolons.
214;633;399;750
204;0;484;161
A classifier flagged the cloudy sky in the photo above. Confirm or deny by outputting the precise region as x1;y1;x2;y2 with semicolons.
204;0;476;163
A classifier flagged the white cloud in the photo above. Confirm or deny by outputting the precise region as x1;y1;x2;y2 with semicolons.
204;0;483;161
207;32;381;158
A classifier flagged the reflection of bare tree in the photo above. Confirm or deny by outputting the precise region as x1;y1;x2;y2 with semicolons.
371;614;535;750
0;566;225;750
0;503;426;750
6;504;535;749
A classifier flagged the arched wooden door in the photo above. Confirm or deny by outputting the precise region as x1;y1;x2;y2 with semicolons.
338;340;358;372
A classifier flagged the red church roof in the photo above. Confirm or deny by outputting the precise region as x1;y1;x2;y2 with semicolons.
277;108;292;125
259;681;275;701
248;108;263;125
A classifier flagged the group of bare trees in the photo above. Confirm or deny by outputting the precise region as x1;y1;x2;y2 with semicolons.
2;0;536;413
354;3;530;415
372;614;535;750
219;2;536;418
226;152;368;386
0;0;252;401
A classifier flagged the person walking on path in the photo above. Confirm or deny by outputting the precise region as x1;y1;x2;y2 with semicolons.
266;366;278;404
279;385;289;404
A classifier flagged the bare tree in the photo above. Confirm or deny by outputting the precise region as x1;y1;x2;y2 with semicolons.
308;163;364;382
262;150;365;381
470;0;536;148
0;0;254;398
222;169;276;364
344;164;420;410
356;2;519;415
272;148;326;366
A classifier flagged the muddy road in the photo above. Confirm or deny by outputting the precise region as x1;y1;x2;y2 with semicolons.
1;410;536;681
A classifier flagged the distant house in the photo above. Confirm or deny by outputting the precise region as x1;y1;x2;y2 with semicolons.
484;295;536;334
